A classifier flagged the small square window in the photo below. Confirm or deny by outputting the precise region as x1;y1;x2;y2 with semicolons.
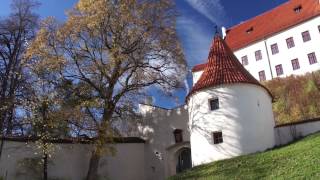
255;50;262;61
209;98;219;111
291;59;300;70
302;31;311;42
286;37;295;49
213;131;223;144
258;70;266;81
241;55;248;66
275;64;283;76
271;43;279;55
308;52;317;65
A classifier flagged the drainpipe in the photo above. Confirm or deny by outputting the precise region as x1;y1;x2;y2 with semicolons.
263;38;274;79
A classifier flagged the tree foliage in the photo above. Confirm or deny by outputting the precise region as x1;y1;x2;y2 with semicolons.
26;0;186;179
0;0;39;135
264;71;320;124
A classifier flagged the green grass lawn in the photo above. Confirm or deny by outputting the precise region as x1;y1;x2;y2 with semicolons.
169;132;320;180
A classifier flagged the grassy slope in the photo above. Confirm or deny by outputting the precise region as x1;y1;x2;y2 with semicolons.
169;133;320;180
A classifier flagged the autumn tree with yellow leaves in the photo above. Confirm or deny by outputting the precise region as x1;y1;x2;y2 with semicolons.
264;71;320;125
26;0;186;179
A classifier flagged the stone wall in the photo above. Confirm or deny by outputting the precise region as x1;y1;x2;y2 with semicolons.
275;118;320;146
0;138;145;180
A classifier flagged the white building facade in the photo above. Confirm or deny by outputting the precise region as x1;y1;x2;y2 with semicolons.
192;0;320;82
232;16;320;81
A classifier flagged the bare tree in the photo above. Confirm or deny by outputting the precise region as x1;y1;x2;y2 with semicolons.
0;0;39;135
27;0;186;179
0;0;39;159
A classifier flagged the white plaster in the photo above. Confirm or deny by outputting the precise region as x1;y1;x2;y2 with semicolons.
275;120;320;146
192;71;203;85
137;104;190;179
233;16;320;80
0;142;145;180
193;16;320;82
187;84;275;166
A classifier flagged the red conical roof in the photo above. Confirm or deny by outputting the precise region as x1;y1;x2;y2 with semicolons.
187;34;272;100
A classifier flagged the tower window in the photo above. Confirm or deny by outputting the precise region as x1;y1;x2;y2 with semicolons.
275;64;283;76
318;25;320;33
241;55;248;66
173;129;183;143
291;59;300;70
302;31;311;42
308;52;317;65
271;43;279;55
255;50;262;61
286;37;295;49
213;131;223;144
209;98;219;111
258;70;266;81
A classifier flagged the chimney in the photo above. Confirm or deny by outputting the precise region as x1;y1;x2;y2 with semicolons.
221;26;227;39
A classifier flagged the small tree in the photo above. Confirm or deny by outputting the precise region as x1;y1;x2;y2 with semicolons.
27;0;186;179
0;0;39;135
24;35;70;180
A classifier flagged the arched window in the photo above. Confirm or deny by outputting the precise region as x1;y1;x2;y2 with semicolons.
173;129;183;143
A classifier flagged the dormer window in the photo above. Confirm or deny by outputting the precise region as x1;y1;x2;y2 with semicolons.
173;129;183;143
209;98;219;111
294;5;302;13
246;27;254;34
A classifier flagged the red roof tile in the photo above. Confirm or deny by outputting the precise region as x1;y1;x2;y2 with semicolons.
225;0;320;51
187;35;272;100
191;0;320;72
191;63;206;72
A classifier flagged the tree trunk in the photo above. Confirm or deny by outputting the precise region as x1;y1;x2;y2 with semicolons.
0;137;4;160
86;106;114;180
43;152;48;180
86;149;101;180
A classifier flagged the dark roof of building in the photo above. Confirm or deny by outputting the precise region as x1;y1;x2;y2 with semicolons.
187;34;272;100
1;136;146;144
225;0;320;51
275;117;320;128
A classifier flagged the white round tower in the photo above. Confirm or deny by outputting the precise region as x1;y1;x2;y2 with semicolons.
187;35;275;166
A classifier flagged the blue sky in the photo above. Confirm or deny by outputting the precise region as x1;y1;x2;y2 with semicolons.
0;0;287;108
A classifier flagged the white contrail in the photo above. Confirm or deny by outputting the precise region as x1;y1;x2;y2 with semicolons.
184;0;228;26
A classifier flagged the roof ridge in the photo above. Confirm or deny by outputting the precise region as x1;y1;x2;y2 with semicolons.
225;0;320;51
228;0;291;30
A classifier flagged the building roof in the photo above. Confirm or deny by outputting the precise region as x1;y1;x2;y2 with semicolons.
225;0;320;51
192;0;320;73
187;34;272;100
191;63;207;72
1;136;146;144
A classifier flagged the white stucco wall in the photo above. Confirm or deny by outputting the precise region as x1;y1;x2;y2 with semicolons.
232;16;320;80
138;104;190;179
188;84;275;166
275;120;320;146
192;71;203;85
0;141;145;180
193;16;320;82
